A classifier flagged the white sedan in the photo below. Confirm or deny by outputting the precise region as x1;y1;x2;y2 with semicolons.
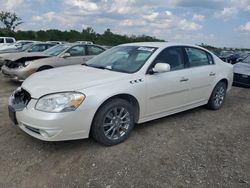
8;42;233;145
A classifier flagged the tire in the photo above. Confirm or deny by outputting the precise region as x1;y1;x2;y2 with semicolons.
37;66;53;72
207;81;227;110
91;98;135;146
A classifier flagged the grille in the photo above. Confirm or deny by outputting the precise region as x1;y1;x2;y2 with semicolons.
10;88;31;111
5;60;23;68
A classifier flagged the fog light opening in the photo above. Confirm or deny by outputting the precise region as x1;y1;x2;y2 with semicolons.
39;130;49;138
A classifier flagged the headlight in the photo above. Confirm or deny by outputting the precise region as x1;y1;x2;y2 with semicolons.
35;92;85;113
24;61;32;67
18;61;32;69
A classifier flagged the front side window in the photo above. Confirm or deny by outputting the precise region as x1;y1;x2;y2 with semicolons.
30;44;47;52
153;47;185;71
87;46;105;55
67;45;85;56
6;38;14;43
85;46;157;73
0;38;4;43
185;48;210;67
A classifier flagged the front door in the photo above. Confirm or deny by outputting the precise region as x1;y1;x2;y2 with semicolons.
145;47;191;117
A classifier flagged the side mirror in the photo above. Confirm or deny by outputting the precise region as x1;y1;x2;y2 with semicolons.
152;63;170;73
61;53;70;58
27;49;32;52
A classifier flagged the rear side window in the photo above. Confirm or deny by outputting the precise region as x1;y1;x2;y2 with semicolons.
185;48;211;67
6;38;14;43
154;47;185;71
87;46;105;55
0;38;4;43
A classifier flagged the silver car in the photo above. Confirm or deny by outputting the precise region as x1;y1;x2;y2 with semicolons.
2;43;106;81
0;42;55;69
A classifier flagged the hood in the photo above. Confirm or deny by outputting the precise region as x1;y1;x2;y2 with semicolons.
0;52;49;61
234;63;250;75
22;65;131;98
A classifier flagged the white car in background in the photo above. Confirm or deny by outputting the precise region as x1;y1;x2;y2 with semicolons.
0;37;16;47
8;42;233;146
0;40;35;53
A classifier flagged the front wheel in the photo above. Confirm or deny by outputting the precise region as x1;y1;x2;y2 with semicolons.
91;99;135;146
207;82;227;110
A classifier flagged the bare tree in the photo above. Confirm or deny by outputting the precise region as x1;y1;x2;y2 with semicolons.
0;11;23;32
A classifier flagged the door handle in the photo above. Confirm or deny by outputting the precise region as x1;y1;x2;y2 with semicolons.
209;72;216;76
180;77;189;82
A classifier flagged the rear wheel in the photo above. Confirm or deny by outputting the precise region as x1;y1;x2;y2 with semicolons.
91;99;135;146
207;81;227;110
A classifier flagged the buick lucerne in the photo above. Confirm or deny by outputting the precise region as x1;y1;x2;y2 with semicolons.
8;42;233;145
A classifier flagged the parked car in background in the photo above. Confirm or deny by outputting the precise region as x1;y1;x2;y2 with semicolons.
233;55;250;87
46;41;68;45
0;42;56;69
2;43;105;81
0;37;16;47
0;40;35;54
75;41;93;44
7;42;233;145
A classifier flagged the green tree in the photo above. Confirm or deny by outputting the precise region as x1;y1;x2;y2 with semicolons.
0;11;23;32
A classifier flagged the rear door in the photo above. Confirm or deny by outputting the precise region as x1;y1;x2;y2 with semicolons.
184;47;217;103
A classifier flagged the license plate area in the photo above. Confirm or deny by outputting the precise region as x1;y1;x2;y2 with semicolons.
8;105;18;125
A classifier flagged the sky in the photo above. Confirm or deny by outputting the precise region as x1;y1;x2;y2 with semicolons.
1;0;250;48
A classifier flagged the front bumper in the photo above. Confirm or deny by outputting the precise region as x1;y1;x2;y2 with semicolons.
11;99;95;141
1;65;35;82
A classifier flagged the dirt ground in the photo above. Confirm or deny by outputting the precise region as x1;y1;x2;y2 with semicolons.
0;74;249;188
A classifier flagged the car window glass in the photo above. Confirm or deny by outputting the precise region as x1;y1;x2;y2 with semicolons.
86;46;156;73
30;44;46;52
207;53;214;64
88;46;104;55
6;38;14;43
67;45;85;56
154;47;185;71
46;44;54;49
185;48;210;67
243;56;250;64
0;38;4;43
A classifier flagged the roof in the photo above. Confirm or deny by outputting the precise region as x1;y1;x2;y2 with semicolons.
119;42;210;52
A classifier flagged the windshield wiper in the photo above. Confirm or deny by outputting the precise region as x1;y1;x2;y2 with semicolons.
82;63;112;70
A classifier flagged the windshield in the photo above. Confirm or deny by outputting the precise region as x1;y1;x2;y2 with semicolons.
85;46;157;73
21;43;34;51
43;44;69;56
243;55;250;64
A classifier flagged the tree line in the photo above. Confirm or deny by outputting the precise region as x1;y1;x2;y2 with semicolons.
0;11;164;45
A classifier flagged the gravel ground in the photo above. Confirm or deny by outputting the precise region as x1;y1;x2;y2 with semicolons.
0;74;249;188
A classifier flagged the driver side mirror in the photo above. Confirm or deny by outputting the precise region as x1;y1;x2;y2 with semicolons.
152;63;170;74
61;53;71;58
27;49;32;52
